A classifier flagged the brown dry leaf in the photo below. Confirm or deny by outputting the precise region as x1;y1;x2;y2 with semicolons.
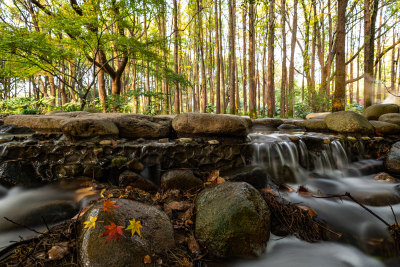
297;205;317;218
207;170;225;185
216;177;225;184
72;206;90;220
279;184;294;192
143;255;152;264
186;235;201;254
48;244;69;260
164;201;192;214
297;185;313;197
111;139;119;147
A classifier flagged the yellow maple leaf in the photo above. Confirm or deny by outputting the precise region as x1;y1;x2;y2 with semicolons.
126;218;143;237
100;189;106;198
83;216;98;230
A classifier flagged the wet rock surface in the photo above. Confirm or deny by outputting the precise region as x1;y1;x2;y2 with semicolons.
324;111;374;134
161;169;203;190
79;198;174;267
221;165;269;189
195;182;270;258
385;141;400;174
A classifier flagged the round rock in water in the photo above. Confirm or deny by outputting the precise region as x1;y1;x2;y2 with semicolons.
324;111;374;134
79;199;174;267
195;182;270;258
385;141;400;175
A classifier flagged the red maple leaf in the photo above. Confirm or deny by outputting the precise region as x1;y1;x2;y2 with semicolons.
103;199;119;213
100;222;125;244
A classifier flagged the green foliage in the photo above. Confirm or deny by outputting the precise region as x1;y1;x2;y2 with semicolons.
294;103;310;119
346;103;363;114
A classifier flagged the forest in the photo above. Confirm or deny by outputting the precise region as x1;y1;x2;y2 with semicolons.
0;0;399;118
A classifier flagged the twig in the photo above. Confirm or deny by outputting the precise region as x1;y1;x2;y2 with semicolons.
4;217;42;234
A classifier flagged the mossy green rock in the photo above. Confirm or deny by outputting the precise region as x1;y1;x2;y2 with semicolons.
195;182;270;258
79;198;174;267
112;156;128;168
363;104;399;120
324;111;374;134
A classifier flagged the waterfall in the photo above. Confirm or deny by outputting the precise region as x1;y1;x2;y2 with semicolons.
249;133;352;183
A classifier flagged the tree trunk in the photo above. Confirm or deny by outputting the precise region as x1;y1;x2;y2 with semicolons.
215;0;221;114
332;0;348;112
288;0;298;117
363;0;379;107
281;0;287;118
242;4;247;114
173;0;180;114
228;0;236;114
248;1;256;118
267;0;275;117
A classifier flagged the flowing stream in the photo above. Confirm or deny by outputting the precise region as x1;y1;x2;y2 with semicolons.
240;132;400;266
0;132;399;266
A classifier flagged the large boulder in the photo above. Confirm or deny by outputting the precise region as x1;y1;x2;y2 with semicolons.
195;182;270;258
385;141;400;174
79;199;174;267
4;115;67;132
379;113;400;126
172;113;251;137
324;111;374;134
369;120;400;135
61;119;119;138
363;104;399;120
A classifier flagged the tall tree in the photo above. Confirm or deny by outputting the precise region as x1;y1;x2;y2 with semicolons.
267;0;276;117
280;0;287;118
288;0;298;117
363;0;379;107
333;0;348;111
228;0;236;114
248;0;256;118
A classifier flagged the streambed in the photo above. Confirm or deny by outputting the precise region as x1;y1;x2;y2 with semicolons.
0;131;399;266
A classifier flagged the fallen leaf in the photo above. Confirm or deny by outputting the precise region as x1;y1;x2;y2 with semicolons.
207;170;225;185
48;245;69;260
297;205;317;218
103;199;119;212
126;218;143;237
143;255;152;264
100;189;106;198
297;185;313;197
279;184;294;192
100;222;125;244
83;216;98;230
186;235;201;254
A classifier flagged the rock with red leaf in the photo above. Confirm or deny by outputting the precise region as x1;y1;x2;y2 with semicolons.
78;198;174;267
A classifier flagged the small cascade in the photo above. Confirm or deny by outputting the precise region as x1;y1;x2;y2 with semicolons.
249;133;353;183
